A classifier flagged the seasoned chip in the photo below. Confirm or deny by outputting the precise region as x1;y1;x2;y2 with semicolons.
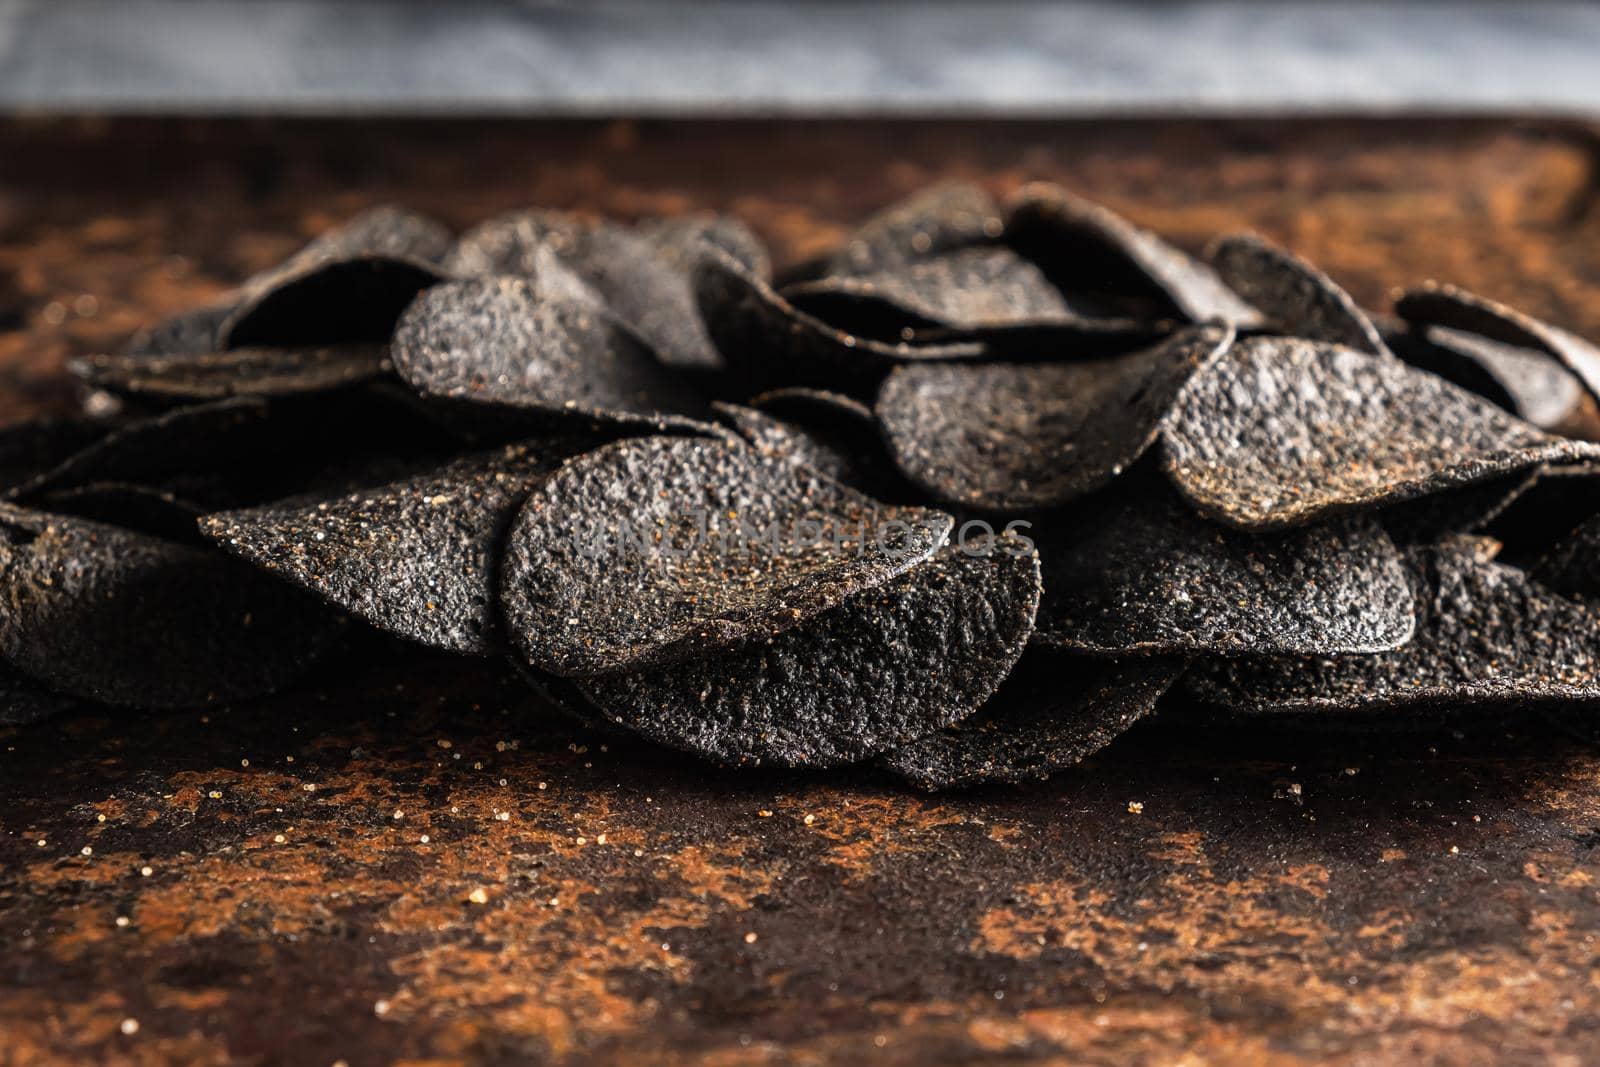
220;256;444;349
1162;337;1600;529
692;247;984;390
71;343;390;400
1390;325;1586;432
1377;467;1539;544
882;652;1183;789
783;246;1073;336
0;504;343;707
1188;539;1600;712
1033;473;1414;656
639;212;772;282
276;205;453;272
1395;282;1600;407
448;209;726;370
744;387;912;499
500;436;952;677
391;276;711;430
202;439;596;654
877;324;1233;511
826;181;1003;276
1004;183;1258;324
1208;233;1389;354
578;538;1039;767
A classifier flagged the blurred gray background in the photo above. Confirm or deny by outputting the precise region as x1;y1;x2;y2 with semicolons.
1;1;1598;115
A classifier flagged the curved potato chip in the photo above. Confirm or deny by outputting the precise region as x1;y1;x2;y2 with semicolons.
882;652;1182;789
1208;233;1389;354
1396;282;1600;408
1034;474;1414;656
1162;337;1600;529
692;247;984;390
877;324;1233;512
1189;539;1600;713
391;276;712;431
221;256;443;349
639;212;771;283
202;438;597;654
500;435;952;677
448;209;725;370
123;301;236;357
71;343;390;400
1391;325;1586;432
784;246;1073;337
826;181;1003;276
1004;183;1258;324
0;504;343;707
578;538;1039;767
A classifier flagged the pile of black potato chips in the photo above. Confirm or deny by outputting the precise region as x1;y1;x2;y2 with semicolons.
11;182;1600;789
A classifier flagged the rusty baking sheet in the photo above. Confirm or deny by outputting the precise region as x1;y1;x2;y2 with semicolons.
4;117;1600;1065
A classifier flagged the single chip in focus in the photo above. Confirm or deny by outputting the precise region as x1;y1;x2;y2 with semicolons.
391;276;711;430
1208;233;1389;355
1395;282;1600;408
1390;325;1586;432
500;435;952;677
71;343;390;400
578;538;1039;767
882;652;1182;789
1033;473;1414;656
1162;336;1600;530
784;246;1073;337
826;181;1003;276
877;324;1233;512
692;247;984;390
1188;539;1600;713
1004;183;1258;324
202;438;598;654
0;504;343;708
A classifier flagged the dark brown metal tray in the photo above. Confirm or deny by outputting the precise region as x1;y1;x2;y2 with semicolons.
4;117;1600;1065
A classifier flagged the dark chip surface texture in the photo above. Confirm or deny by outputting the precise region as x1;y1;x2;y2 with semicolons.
500;436;952;677
579;538;1040;767
1162;336;1600;529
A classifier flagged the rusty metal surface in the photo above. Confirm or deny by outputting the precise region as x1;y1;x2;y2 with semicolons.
4;118;1600;1065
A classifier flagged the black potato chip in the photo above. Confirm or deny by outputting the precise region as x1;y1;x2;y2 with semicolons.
1208;233;1390;354
277;205;453;272
826;181;1003;276
1484;464;1600;563
882;652;1183;790
1395;282;1600;408
447;209;726;370
1188;539;1600;713
639;212;772;283
578;538;1039;767
1162;336;1600;530
1004;183;1258;324
0;504;342;707
1530;512;1600;602
1391;325;1586;432
1034;473;1413;656
35;482;205;543
71;343;390;401
202;438;597;654
783;246;1073;336
692;247;984;390
0;416;115;495
391;276;712;431
221;256;444;350
500;435;952;677
877;324;1233;512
